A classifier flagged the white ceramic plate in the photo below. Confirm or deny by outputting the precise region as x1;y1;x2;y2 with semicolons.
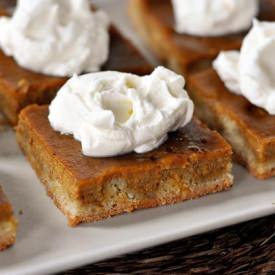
0;1;275;275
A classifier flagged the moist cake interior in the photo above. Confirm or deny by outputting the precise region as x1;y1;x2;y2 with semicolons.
16;105;233;226
188;68;275;179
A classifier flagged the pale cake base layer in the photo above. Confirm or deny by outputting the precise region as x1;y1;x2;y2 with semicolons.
46;169;233;226
0;219;17;251
192;95;275;180
222;117;275;179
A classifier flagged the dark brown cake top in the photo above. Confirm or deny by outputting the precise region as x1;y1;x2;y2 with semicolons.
19;105;231;182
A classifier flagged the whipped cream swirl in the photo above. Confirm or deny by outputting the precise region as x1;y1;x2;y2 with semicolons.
49;67;194;157
0;0;110;77
213;20;275;115
172;0;259;36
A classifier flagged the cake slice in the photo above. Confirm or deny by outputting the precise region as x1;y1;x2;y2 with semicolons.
188;68;275;179
16;105;233;226
129;0;275;75
0;7;152;126
0;185;17;251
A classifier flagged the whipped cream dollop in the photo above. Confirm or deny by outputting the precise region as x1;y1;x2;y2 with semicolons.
213;20;275;115
172;0;259;36
0;0;110;77
49;67;194;157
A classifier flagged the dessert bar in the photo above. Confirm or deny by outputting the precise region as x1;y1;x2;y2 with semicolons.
0;8;152;125
129;0;275;75
17;105;233;226
188;69;275;179
0;185;17;251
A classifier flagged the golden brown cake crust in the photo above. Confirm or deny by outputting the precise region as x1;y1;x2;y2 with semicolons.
0;186;17;251
0;7;152;126
129;0;275;75
16;105;233;226
188;68;275;179
0;186;12;222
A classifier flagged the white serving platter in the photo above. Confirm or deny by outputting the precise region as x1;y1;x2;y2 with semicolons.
0;1;275;275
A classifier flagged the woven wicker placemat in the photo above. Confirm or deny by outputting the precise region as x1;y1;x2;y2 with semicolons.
61;214;275;274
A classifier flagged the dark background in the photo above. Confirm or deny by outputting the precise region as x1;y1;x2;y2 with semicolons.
61;215;275;274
